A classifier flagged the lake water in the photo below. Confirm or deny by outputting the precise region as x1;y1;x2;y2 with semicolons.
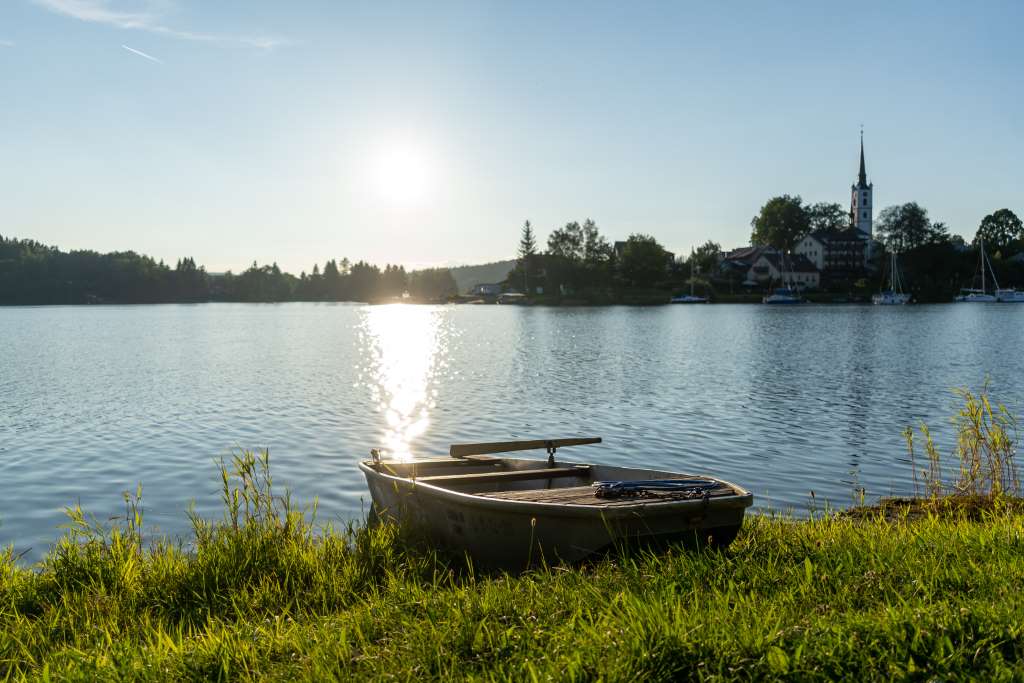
1;303;1021;561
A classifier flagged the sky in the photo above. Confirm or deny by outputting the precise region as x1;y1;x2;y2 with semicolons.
1;1;1022;273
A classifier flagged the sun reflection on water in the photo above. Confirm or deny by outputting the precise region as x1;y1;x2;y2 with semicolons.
358;305;445;460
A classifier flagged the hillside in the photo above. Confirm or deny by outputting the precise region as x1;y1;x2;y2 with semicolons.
448;259;516;293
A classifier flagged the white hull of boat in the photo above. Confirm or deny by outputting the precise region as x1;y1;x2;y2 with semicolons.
955;293;998;303
360;456;752;570
872;292;911;305
996;289;1024;303
670;295;708;304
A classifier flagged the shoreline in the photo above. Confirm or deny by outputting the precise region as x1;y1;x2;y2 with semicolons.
0;297;998;308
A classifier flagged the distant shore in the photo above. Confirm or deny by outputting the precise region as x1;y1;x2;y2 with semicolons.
0;294;998;307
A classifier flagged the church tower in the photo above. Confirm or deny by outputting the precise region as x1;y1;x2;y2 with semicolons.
850;133;873;238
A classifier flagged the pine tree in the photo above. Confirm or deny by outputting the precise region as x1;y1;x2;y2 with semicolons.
518;220;537;260
517;220;537;293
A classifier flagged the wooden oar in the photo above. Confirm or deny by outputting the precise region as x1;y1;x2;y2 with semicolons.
449;437;601;458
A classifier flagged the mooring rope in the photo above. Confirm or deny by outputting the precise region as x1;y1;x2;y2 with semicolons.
592;479;720;499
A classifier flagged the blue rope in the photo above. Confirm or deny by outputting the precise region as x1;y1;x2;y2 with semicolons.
592;479;720;499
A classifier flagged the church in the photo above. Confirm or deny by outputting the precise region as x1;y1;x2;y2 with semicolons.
793;135;873;279
723;135;875;289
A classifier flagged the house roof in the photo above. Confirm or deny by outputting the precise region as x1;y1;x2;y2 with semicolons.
724;245;775;264
758;252;819;273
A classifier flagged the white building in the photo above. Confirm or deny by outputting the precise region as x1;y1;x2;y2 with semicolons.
748;253;820;290
795;228;869;272
469;283;502;296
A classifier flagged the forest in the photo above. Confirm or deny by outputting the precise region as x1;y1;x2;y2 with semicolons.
0;236;457;305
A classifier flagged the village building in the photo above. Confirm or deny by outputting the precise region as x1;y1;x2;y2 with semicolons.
468;283;502;296
792;134;873;279
747;252;820;290
722;134;875;290
794;228;868;273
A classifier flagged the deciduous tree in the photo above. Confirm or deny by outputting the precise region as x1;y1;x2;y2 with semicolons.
806;202;849;232
974;209;1023;250
876;203;945;251
620;234;668;288
750;195;810;250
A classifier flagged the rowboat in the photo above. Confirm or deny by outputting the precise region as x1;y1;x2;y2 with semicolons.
359;438;753;570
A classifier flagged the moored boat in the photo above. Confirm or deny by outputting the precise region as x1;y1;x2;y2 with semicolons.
763;287;803;304
955;288;997;303
872;250;911;305
359;438;753;570
955;238;1000;303
672;249;709;303
996;288;1024;303
872;291;911;305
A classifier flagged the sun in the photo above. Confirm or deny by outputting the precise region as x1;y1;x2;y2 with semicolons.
369;143;433;206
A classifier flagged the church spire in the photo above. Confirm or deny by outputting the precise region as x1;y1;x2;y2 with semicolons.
858;131;867;187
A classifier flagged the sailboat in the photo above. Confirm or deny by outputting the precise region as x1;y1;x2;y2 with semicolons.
955;237;998;302
762;252;803;304
872;250;911;305
671;250;709;303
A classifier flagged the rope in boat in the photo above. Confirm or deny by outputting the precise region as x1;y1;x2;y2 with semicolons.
592;479;720;499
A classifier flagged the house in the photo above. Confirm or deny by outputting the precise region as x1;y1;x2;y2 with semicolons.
748;253;820;290
468;283;502;296
718;246;775;285
794;228;869;273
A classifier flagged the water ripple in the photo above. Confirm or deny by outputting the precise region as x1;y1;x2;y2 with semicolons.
0;303;1020;561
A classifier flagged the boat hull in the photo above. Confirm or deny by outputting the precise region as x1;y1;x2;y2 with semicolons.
997;289;1024;303
872;292;910;305
360;459;752;570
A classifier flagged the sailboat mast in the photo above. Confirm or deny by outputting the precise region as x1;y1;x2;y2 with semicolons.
981;238;986;293
690;249;695;297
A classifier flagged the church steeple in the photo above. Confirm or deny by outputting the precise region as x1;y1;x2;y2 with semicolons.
857;132;867;187
851;131;873;238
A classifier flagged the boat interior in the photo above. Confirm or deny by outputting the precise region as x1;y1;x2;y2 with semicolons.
364;438;741;506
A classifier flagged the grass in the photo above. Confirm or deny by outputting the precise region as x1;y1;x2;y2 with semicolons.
0;451;1019;681
1;387;1022;681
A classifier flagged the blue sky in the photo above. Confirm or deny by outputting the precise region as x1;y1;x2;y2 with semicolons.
1;1;1021;272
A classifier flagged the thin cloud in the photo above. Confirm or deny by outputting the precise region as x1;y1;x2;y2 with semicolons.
33;0;285;49
0;40;15;47
122;44;162;63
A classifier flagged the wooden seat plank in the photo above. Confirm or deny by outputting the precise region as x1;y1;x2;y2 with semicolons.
416;466;590;485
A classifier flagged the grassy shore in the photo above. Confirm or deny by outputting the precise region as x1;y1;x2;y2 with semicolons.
0;458;1022;682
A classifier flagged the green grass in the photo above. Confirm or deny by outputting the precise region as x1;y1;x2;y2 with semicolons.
0;452;1022;681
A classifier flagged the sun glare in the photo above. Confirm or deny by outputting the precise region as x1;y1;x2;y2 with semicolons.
369;143;433;206
359;305;445;460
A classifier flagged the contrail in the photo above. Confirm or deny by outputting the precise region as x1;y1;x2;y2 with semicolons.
122;44;162;64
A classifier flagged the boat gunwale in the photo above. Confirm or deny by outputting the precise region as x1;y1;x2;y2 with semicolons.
358;459;754;519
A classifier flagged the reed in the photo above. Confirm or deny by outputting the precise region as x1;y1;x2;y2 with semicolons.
903;385;1020;500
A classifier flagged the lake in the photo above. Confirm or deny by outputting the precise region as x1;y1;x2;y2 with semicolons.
1;302;1021;562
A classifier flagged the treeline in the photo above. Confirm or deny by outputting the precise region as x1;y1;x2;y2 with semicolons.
0;236;457;305
506;220;676;301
